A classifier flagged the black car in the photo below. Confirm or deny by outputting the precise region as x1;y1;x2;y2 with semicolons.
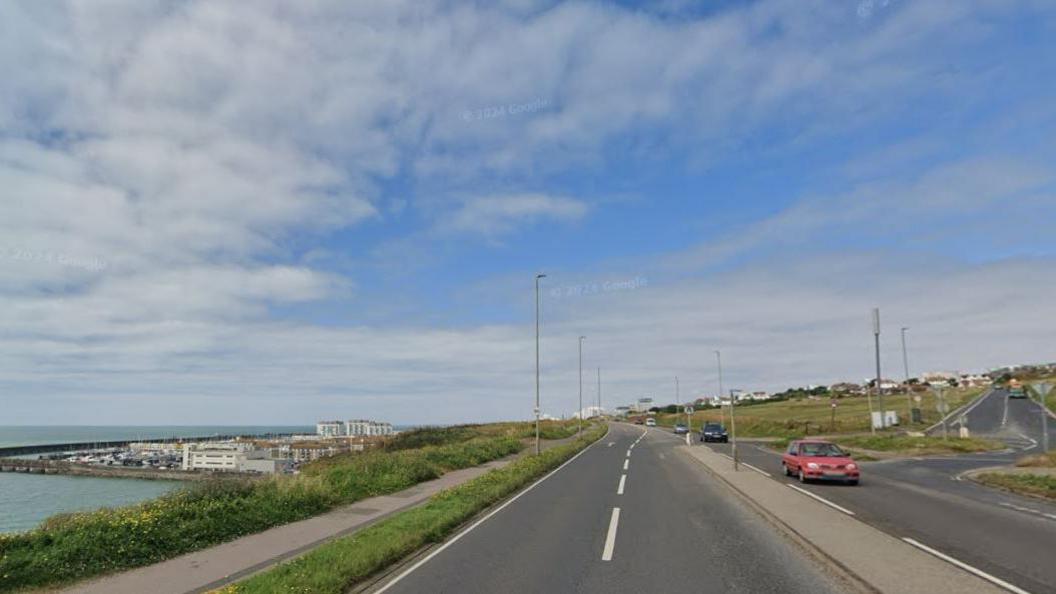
700;423;728;443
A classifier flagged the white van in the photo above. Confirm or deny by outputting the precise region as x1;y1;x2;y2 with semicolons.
645;418;656;427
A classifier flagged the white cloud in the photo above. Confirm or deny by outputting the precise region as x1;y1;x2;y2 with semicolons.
436;194;588;237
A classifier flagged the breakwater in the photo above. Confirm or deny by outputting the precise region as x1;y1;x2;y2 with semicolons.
0;432;297;458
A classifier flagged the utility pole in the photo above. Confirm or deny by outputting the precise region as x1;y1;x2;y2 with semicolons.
715;350;725;428
1035;382;1052;452
873;308;884;432
578;336;585;436
534;273;546;455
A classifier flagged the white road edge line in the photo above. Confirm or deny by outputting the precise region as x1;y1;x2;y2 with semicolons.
901;537;1032;594
623;459;629;471
742;462;771;477
786;484;856;516
617;474;626;495
374;430;605;593
601;507;621;561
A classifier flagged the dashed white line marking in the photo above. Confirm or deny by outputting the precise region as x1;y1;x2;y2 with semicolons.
1000;502;1056;522
601;507;621;561
659;453;666;460
375;428;605;593
626;450;631;458
786;484;856;516
607;442;615;447
617;474;626;495
623;459;629;471
1002;393;1010;427
743;462;771;477
901;538;1032;594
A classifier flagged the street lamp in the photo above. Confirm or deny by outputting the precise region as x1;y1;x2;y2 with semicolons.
901;327;912;423
578;335;586;436
872;308;884;432
715;350;725;428
535;273;546;455
729;388;741;471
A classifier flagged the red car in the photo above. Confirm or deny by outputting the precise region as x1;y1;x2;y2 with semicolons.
781;439;859;485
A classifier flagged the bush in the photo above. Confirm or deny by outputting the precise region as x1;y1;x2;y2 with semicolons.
0;436;523;592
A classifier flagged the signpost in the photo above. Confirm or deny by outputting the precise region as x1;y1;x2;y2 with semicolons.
933;386;949;440
830;398;837;432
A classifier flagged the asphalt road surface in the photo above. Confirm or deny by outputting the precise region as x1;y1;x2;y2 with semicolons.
929;387;1055;451
709;389;1056;594
375;424;845;594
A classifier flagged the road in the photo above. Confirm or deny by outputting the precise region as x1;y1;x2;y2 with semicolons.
375;423;846;594
709;389;1056;594
929;387;1055;451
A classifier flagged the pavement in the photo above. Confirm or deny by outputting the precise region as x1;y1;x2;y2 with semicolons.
373;424;866;594
58;439;575;594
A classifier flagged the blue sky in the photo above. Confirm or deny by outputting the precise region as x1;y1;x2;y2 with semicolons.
1;0;1055;425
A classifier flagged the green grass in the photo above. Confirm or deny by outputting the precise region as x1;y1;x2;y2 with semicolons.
0;425;536;592
1016;451;1056;468
831;434;1004;456
651;388;984;438
976;473;1056;501
217;424;608;594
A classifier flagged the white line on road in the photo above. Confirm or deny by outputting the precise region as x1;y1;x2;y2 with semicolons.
1000;502;1056;522
601;507;621;561
623;459;629;471
742;462;771;477
375;428;606;593
786;484;856;516
1002;392;1010;427
608;442;614;447
901;538;1032;594
626;450;631;458
617;474;626;495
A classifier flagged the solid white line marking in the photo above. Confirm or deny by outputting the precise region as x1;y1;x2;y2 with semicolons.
743;462;771;477
617;474;626;495
719;453;734;461
901;538;1031;594
623;459;629;471
1002;393;1010;427
786;484;856;516
375;430;606;593
601;507;621;561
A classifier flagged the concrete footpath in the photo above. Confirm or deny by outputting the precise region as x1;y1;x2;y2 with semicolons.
681;445;1007;594
60;438;574;594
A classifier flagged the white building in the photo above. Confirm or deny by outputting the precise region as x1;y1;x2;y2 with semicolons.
631;398;653;413
346;419;394;437
182;442;271;473
316;420;346;438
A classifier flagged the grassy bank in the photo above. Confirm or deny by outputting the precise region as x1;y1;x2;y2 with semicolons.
1016;451;1056;468
216;424;607;594
653;388;984;438
832;435;1004;456
0;426;529;592
976;473;1056;501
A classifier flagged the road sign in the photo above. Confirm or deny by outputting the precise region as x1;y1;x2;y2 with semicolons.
1034;382;1053;397
913;394;922;403
936;400;949;414
684;406;693;415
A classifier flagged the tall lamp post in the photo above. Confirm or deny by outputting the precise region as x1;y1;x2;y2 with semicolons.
715;350;725;428
872;308;885;432
597;367;602;418
901;327;912;422
578;336;586;436
535;273;546;455
730;389;740;471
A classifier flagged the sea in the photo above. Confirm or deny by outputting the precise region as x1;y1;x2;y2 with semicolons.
0;425;313;534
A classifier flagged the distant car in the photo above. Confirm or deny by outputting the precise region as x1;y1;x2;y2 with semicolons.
700;423;728;443
1009;387;1028;398
673;423;688;435
645;418;656;427
781;440;859;485
633;418;645;425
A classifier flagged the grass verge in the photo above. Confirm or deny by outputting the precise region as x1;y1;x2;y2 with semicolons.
1016;451;1056;468
216;424;607;594
975;473;1056;501
831;435;1005;456
0;427;527;593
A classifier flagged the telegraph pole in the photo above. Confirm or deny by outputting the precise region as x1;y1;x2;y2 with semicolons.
578;336;586;436
1035;382;1052;452
597;367;602;418
872;308;884;432
715;350;725;428
534;273;546;455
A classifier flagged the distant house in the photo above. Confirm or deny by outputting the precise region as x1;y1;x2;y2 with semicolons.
830;382;864;395
921;371;958;385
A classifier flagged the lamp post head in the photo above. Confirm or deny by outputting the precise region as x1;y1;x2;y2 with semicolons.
536;273;547;280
